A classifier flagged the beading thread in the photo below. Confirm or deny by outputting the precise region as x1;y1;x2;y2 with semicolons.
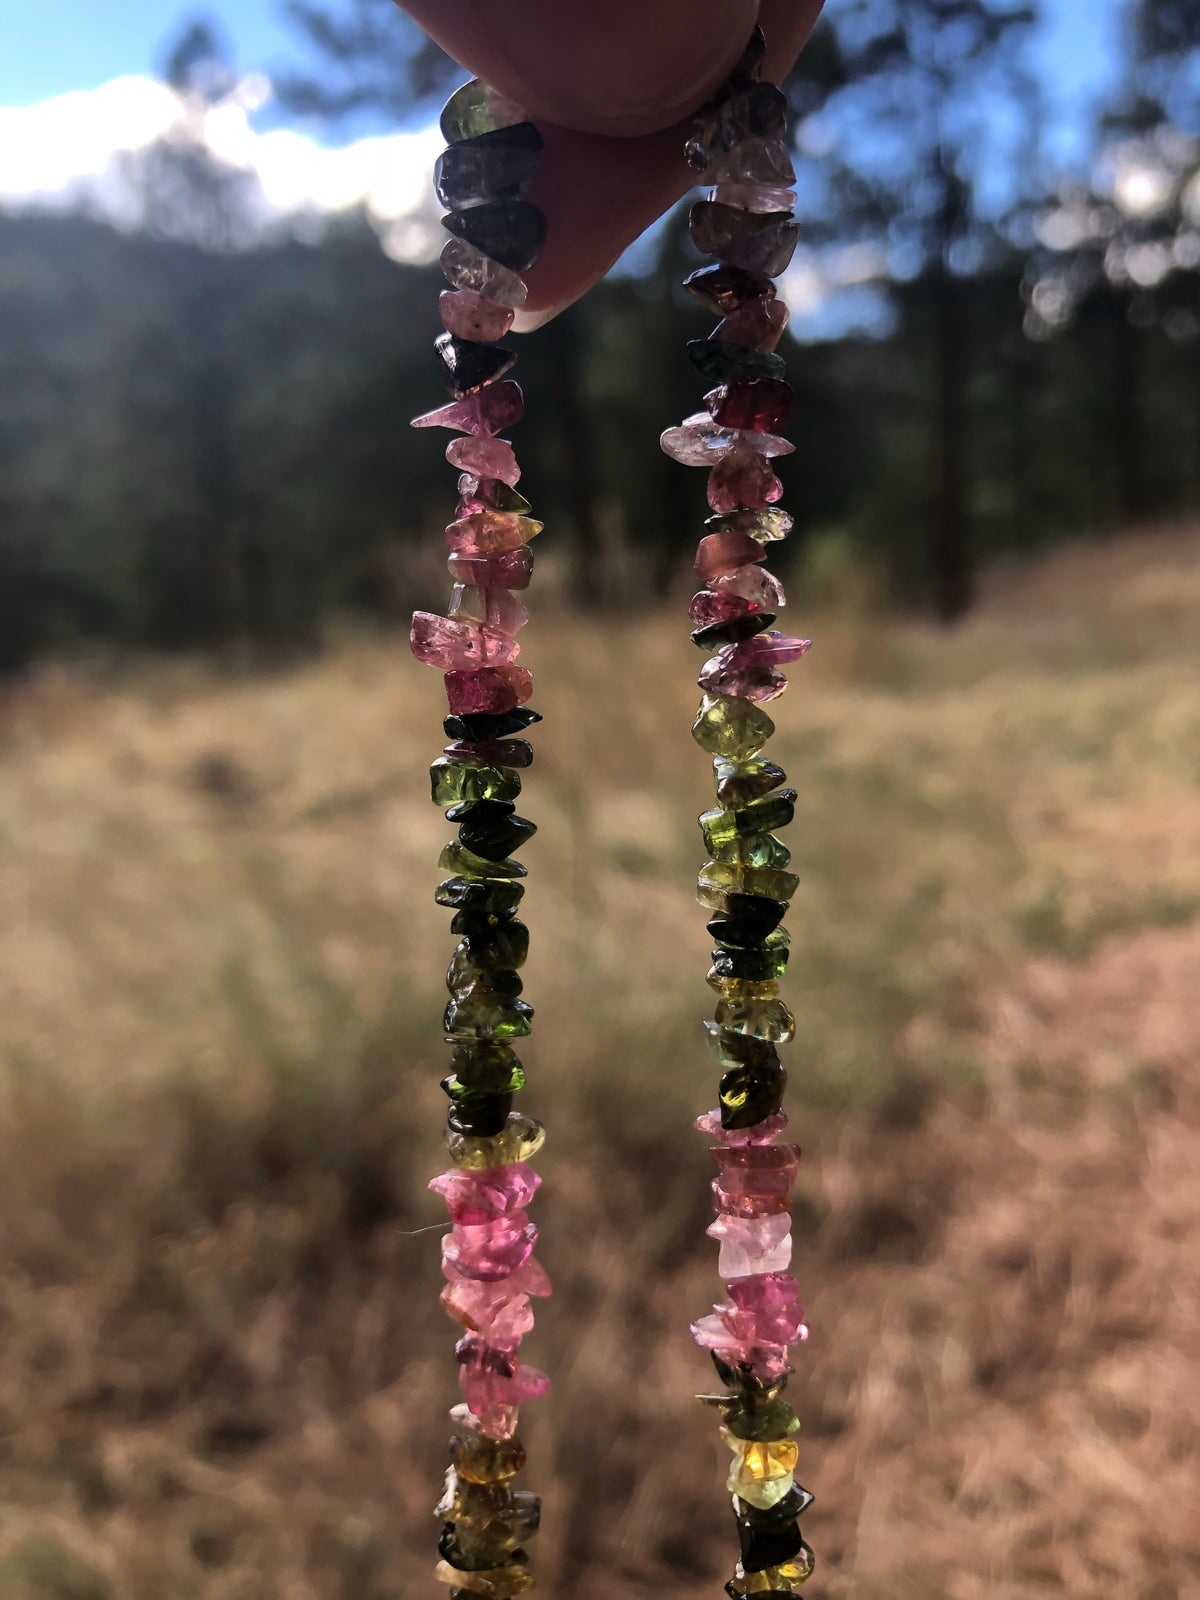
409;77;552;1600
659;29;818;1596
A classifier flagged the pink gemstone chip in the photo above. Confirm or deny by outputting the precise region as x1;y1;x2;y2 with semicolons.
456;476;508;515
456;1334;551;1416
449;583;529;636
443;1256;552;1302
695;1108;789;1145
710;1162;798;1202
710;1143;801;1173
411;380;524;437
706;1213;793;1278
472;1403;520;1441
447;436;521;487
709;564;786;609
697;631;810;701
713;1166;795;1200
692;1294;806;1357
688;591;760;629
725;630;812;667
444;1284;535;1347
443;738;533;768
692;1273;807;1361
708;449;784;513
445;513;534;558
410;612;518;670
688;1314;792;1381
442;1211;538;1282
712;298;791;352
447;548;534;591
444;664;534;716
712;1181;791;1218
661;413;793;467
439;288;516;343
697;654;788;704
731;1283;808;1347
429;1163;541;1224
441;1256;551;1346
727;1271;801;1312
694;528;768;581
709;182;798;214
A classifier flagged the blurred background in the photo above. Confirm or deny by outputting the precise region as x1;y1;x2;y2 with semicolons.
0;1;1198;1597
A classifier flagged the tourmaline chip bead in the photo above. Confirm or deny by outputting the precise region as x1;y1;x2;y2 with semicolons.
442;203;548;274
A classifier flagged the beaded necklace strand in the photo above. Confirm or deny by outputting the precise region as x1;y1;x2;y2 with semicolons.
410;28;816;1599
664;29;817;1599
410;73;552;1600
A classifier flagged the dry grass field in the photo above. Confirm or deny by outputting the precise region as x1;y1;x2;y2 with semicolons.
0;526;1198;1600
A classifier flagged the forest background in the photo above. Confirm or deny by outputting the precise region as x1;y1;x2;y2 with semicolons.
3;0;1199;660
0;2;1199;1599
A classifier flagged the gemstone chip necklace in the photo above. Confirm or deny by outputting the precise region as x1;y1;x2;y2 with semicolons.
410;27;816;1597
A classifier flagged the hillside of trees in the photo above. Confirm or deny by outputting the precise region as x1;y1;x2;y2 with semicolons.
0;0;1197;667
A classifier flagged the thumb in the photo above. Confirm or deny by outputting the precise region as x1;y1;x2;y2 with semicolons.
398;0;762;137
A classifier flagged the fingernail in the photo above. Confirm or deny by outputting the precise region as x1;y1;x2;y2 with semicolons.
512;293;585;334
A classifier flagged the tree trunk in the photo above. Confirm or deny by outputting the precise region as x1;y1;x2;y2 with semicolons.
547;307;609;609
1112;294;1143;527
930;261;973;621
1006;323;1032;551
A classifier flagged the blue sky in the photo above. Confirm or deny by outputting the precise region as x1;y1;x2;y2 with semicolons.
2;1;304;104
3;0;1129;165
1;2;297;104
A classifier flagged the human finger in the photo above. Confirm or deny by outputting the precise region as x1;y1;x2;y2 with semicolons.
399;0;826;319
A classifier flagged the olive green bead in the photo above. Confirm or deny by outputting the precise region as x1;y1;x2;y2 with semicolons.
451;920;530;971
692;693;776;758
715;996;796;1043
432;757;522;808
726;1399;801;1441
451;1042;525;1093
436;878;526;915
714;755;788;807
439;841;528;881
447;946;524;1000
711;922;790;954
719;1062;788;1128
706;508;793;543
440;78;530;143
446;1113;545;1168
707;972;781;1001
450;907;522;938
440;1522;530;1571
443;992;534;1041
703;1021;782;1073
700;790;796;851
442;1063;526;1103
710;833;793;870
710;938;790;982
697;859;799;910
464;482;531;515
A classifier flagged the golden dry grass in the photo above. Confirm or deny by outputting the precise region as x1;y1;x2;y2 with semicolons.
0;525;1198;1599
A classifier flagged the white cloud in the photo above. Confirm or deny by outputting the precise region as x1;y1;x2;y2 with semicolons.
0;77;179;197
0;75;445;259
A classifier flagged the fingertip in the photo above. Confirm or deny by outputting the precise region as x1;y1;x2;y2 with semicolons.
402;0;763;137
513;120;692;318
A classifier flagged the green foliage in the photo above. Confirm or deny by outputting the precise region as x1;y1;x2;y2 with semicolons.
1;0;1198;665
1;202;1198;666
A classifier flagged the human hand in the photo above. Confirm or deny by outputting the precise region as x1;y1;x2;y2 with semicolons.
395;0;826;327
